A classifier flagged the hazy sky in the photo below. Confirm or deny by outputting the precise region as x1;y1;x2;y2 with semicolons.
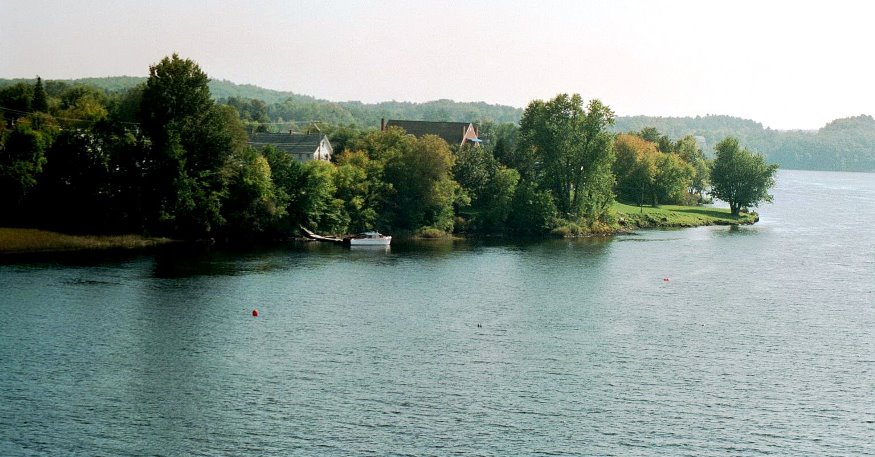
2;0;874;129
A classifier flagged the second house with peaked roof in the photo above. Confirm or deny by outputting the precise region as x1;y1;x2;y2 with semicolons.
381;119;480;147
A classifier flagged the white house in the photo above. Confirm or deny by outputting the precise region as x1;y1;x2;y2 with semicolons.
248;132;333;162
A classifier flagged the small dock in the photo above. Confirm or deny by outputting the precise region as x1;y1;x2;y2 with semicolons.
300;227;346;245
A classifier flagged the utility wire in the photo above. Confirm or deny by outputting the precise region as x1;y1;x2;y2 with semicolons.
0;105;140;125
1;105;330;129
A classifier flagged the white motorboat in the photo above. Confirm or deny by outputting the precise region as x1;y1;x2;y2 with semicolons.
345;231;392;246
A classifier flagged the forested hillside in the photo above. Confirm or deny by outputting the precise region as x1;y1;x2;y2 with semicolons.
3;77;874;171
614;114;875;171
0;77;523;126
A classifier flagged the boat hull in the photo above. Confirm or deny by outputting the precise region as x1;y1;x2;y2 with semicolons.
348;236;391;246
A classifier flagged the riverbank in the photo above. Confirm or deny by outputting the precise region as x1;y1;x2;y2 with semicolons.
548;203;758;237
614;202;758;229
0;228;175;255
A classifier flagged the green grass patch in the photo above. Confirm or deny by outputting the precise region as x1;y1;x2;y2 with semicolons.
0;228;175;254
414;227;450;239
613;202;757;228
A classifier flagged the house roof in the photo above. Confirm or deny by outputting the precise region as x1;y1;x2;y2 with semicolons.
248;133;325;155
385;120;477;146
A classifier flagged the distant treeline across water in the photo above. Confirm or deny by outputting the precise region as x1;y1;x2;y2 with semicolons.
2;76;874;172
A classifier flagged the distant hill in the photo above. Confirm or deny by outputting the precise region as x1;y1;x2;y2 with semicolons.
613;114;875;171
2;77;874;171
0;77;524;125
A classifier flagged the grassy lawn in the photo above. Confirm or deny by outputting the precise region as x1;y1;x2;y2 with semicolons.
0;228;175;254
613;202;758;228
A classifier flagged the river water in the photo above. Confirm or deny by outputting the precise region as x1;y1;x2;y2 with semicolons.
1;169;873;456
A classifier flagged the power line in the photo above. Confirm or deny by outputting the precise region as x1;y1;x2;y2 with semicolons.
0;105;140;125
1;105;333;129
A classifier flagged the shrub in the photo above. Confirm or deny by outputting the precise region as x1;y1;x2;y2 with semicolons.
416;227;447;239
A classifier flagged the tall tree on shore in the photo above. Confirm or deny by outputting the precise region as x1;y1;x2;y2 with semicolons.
137;54;246;237
517;93;615;219
710;137;778;216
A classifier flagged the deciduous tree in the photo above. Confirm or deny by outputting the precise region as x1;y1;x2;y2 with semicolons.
137;54;245;237
710;137;778;215
517;94;615;219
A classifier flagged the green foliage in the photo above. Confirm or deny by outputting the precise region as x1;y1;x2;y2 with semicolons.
298;160;348;234
383;134;458;232
109;85;144;124
334;150;388;232
222;96;268;123
453;144;519;232
5;76;875;171
653;153;694;205
324;124;365;158
0;68;793;241
261;145;302;234
613;134;658;206
675;135;710;201
478;121;519;168
0;113;58;219
139;54;212;136
637;127;674;152
33;128;114;232
614;133;695;207
136;54;247;237
221;147;283;236
415;227;449;238
710;137;779;215
518;94;615;218
506;180;557;234
2;77;523;128
263;146;347;235
0;82;34;112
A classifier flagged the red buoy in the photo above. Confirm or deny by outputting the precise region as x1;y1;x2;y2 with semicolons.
252;309;259;317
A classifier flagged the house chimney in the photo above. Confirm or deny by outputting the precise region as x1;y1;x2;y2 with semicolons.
381;118;385;131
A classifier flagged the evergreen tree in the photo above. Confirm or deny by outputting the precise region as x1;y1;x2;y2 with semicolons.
32;77;48;113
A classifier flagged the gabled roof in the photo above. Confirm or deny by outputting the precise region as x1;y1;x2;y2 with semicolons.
384;120;477;146
248;133;325;155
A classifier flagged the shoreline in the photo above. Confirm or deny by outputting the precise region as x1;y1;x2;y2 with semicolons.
0;228;177;256
613;202;758;231
1;204;754;254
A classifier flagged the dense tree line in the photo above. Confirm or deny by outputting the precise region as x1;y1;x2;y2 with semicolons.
615;114;875;172
1;77;523;130
1;57;777;240
613;132;710;207
5;76;872;171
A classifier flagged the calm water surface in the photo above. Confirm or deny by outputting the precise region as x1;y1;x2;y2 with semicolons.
1;169;873;456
